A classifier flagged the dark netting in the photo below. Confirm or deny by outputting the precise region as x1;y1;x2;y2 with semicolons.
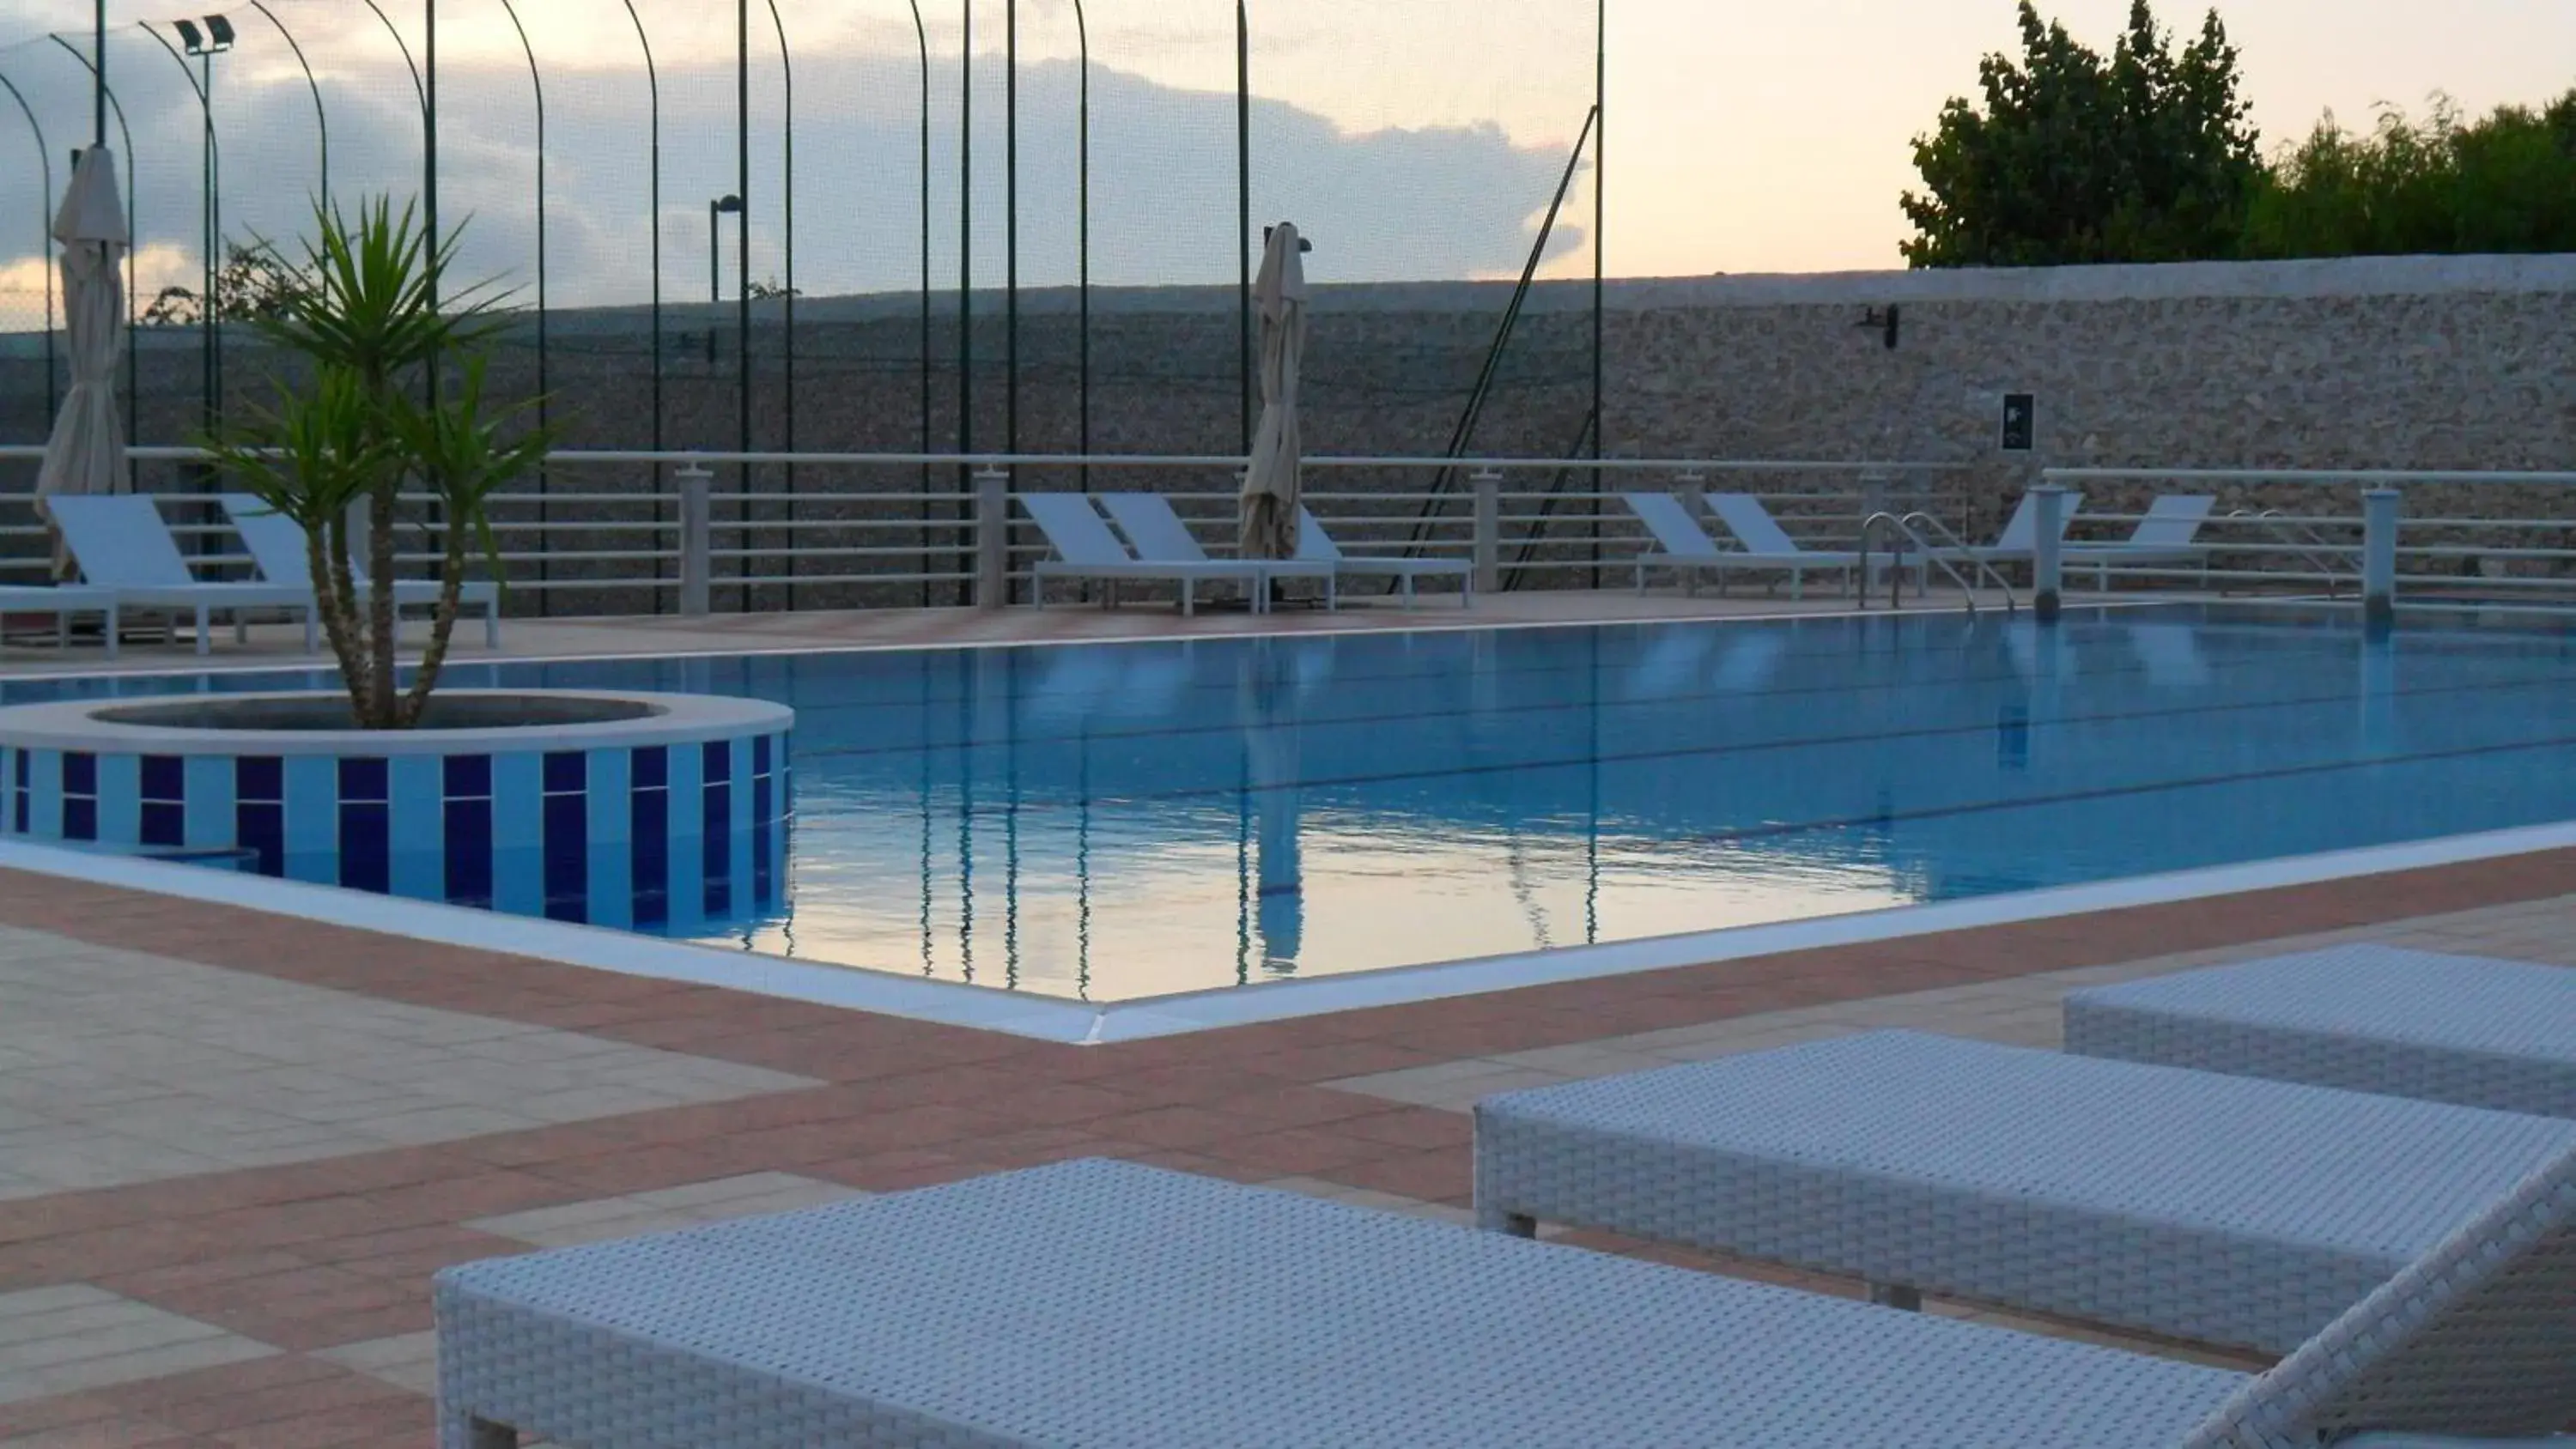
0;0;1607;599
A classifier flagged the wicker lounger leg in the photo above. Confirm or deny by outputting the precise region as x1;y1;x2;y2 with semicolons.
1868;1282;1924;1312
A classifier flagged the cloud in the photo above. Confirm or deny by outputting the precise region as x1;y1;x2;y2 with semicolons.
0;17;1586;322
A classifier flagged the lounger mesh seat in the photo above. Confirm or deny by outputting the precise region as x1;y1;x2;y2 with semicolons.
433;1155;2576;1447
1297;506;1470;609
2067;945;2576;1119
219;494;502;648
1099;492;1336;608
1473;1030;2576;1354
0;585;119;658
44;494;318;655
1624;492;1856;600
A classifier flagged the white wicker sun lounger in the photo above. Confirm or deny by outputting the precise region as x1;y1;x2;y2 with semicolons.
45;494;319;656
2067;944;2576;1119
1472;1030;2576;1355
1297;506;1471;609
219;494;502;648
434;1156;2576;1449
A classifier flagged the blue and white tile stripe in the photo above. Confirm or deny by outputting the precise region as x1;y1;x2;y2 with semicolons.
0;732;793;933
0;693;796;936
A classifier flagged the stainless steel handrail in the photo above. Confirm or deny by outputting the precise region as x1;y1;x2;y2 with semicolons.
1902;512;2023;612
1860;512;2016;615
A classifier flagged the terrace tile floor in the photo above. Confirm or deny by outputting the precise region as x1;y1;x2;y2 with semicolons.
0;592;2561;1445
0;845;2567;1444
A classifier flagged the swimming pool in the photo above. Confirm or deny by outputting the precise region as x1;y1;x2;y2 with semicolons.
10;604;2576;1004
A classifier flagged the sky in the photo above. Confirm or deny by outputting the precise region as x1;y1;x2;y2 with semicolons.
0;0;2569;322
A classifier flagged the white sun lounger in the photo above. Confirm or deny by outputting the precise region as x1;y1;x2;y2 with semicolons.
2067;944;2576;1119
0;585;120;658
434;1155;2576;1449
1297;506;1471;609
220;495;502;649
1098;492;1336;612
1624;492;1856;600
2068;495;2220;588
1023;494;1273;616
44;494;319;656
1473;1029;2576;1355
1923;488;2087;566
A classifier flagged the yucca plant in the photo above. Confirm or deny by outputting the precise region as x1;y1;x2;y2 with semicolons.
208;197;551;730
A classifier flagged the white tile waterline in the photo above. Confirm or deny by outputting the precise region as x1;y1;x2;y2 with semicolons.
3;817;2573;1046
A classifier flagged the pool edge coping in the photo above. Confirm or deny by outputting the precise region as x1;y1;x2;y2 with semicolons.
5;819;2573;1046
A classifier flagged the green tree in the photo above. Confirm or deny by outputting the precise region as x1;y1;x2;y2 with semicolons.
1902;0;2262;267
2241;89;2576;258
140;243;319;328
205;199;550;731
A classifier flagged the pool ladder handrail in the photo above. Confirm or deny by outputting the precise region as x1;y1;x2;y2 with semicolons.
1860;512;2020;615
2228;507;2355;595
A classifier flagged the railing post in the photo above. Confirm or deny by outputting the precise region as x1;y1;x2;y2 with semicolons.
677;463;713;617
2361;488;2401;633
975;467;1011;609
1859;470;1890;548
1471;470;1503;595
2031;482;2067;623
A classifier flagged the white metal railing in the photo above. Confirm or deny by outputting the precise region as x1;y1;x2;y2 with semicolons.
0;446;1968;614
6;448;2569;621
2042;466;2576;619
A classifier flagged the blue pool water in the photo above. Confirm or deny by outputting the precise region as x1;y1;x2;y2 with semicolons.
11;605;2576;1002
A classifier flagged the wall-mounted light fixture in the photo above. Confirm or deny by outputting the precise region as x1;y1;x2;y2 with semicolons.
1858;305;1900;350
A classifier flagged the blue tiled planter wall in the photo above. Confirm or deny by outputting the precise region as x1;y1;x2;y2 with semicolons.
2;731;793;934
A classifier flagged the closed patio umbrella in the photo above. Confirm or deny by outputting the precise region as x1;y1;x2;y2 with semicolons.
1237;221;1308;563
36;146;131;578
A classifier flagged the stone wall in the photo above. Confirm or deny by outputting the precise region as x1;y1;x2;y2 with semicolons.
1;253;2569;609
1603;254;2576;546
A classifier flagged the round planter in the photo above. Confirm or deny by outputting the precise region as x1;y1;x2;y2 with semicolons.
0;690;794;934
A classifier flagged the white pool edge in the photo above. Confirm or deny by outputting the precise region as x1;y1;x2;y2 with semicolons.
6;819;2573;1046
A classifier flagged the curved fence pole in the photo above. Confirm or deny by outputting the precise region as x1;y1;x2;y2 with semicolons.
909;0;931;605
1235;0;1251;455
958;0;975;604
1073;0;1087;485
767;0;795;604
351;0;427;108
47;35;139;450
137;23;221;446
246;2;327;206
619;0;664;612
495;0;548;612
732;0;752;613
1004;0;1016;470
0;70;56;417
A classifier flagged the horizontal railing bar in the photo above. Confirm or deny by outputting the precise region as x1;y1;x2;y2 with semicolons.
0;444;1965;475
2047;466;2576;487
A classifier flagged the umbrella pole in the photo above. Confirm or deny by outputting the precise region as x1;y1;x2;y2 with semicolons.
94;2;107;148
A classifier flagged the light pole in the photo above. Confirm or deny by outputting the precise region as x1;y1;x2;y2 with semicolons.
153;15;231;432
93;1;106;148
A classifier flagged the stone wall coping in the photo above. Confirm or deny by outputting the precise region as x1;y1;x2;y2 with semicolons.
14;252;2567;358
0;690;793;758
